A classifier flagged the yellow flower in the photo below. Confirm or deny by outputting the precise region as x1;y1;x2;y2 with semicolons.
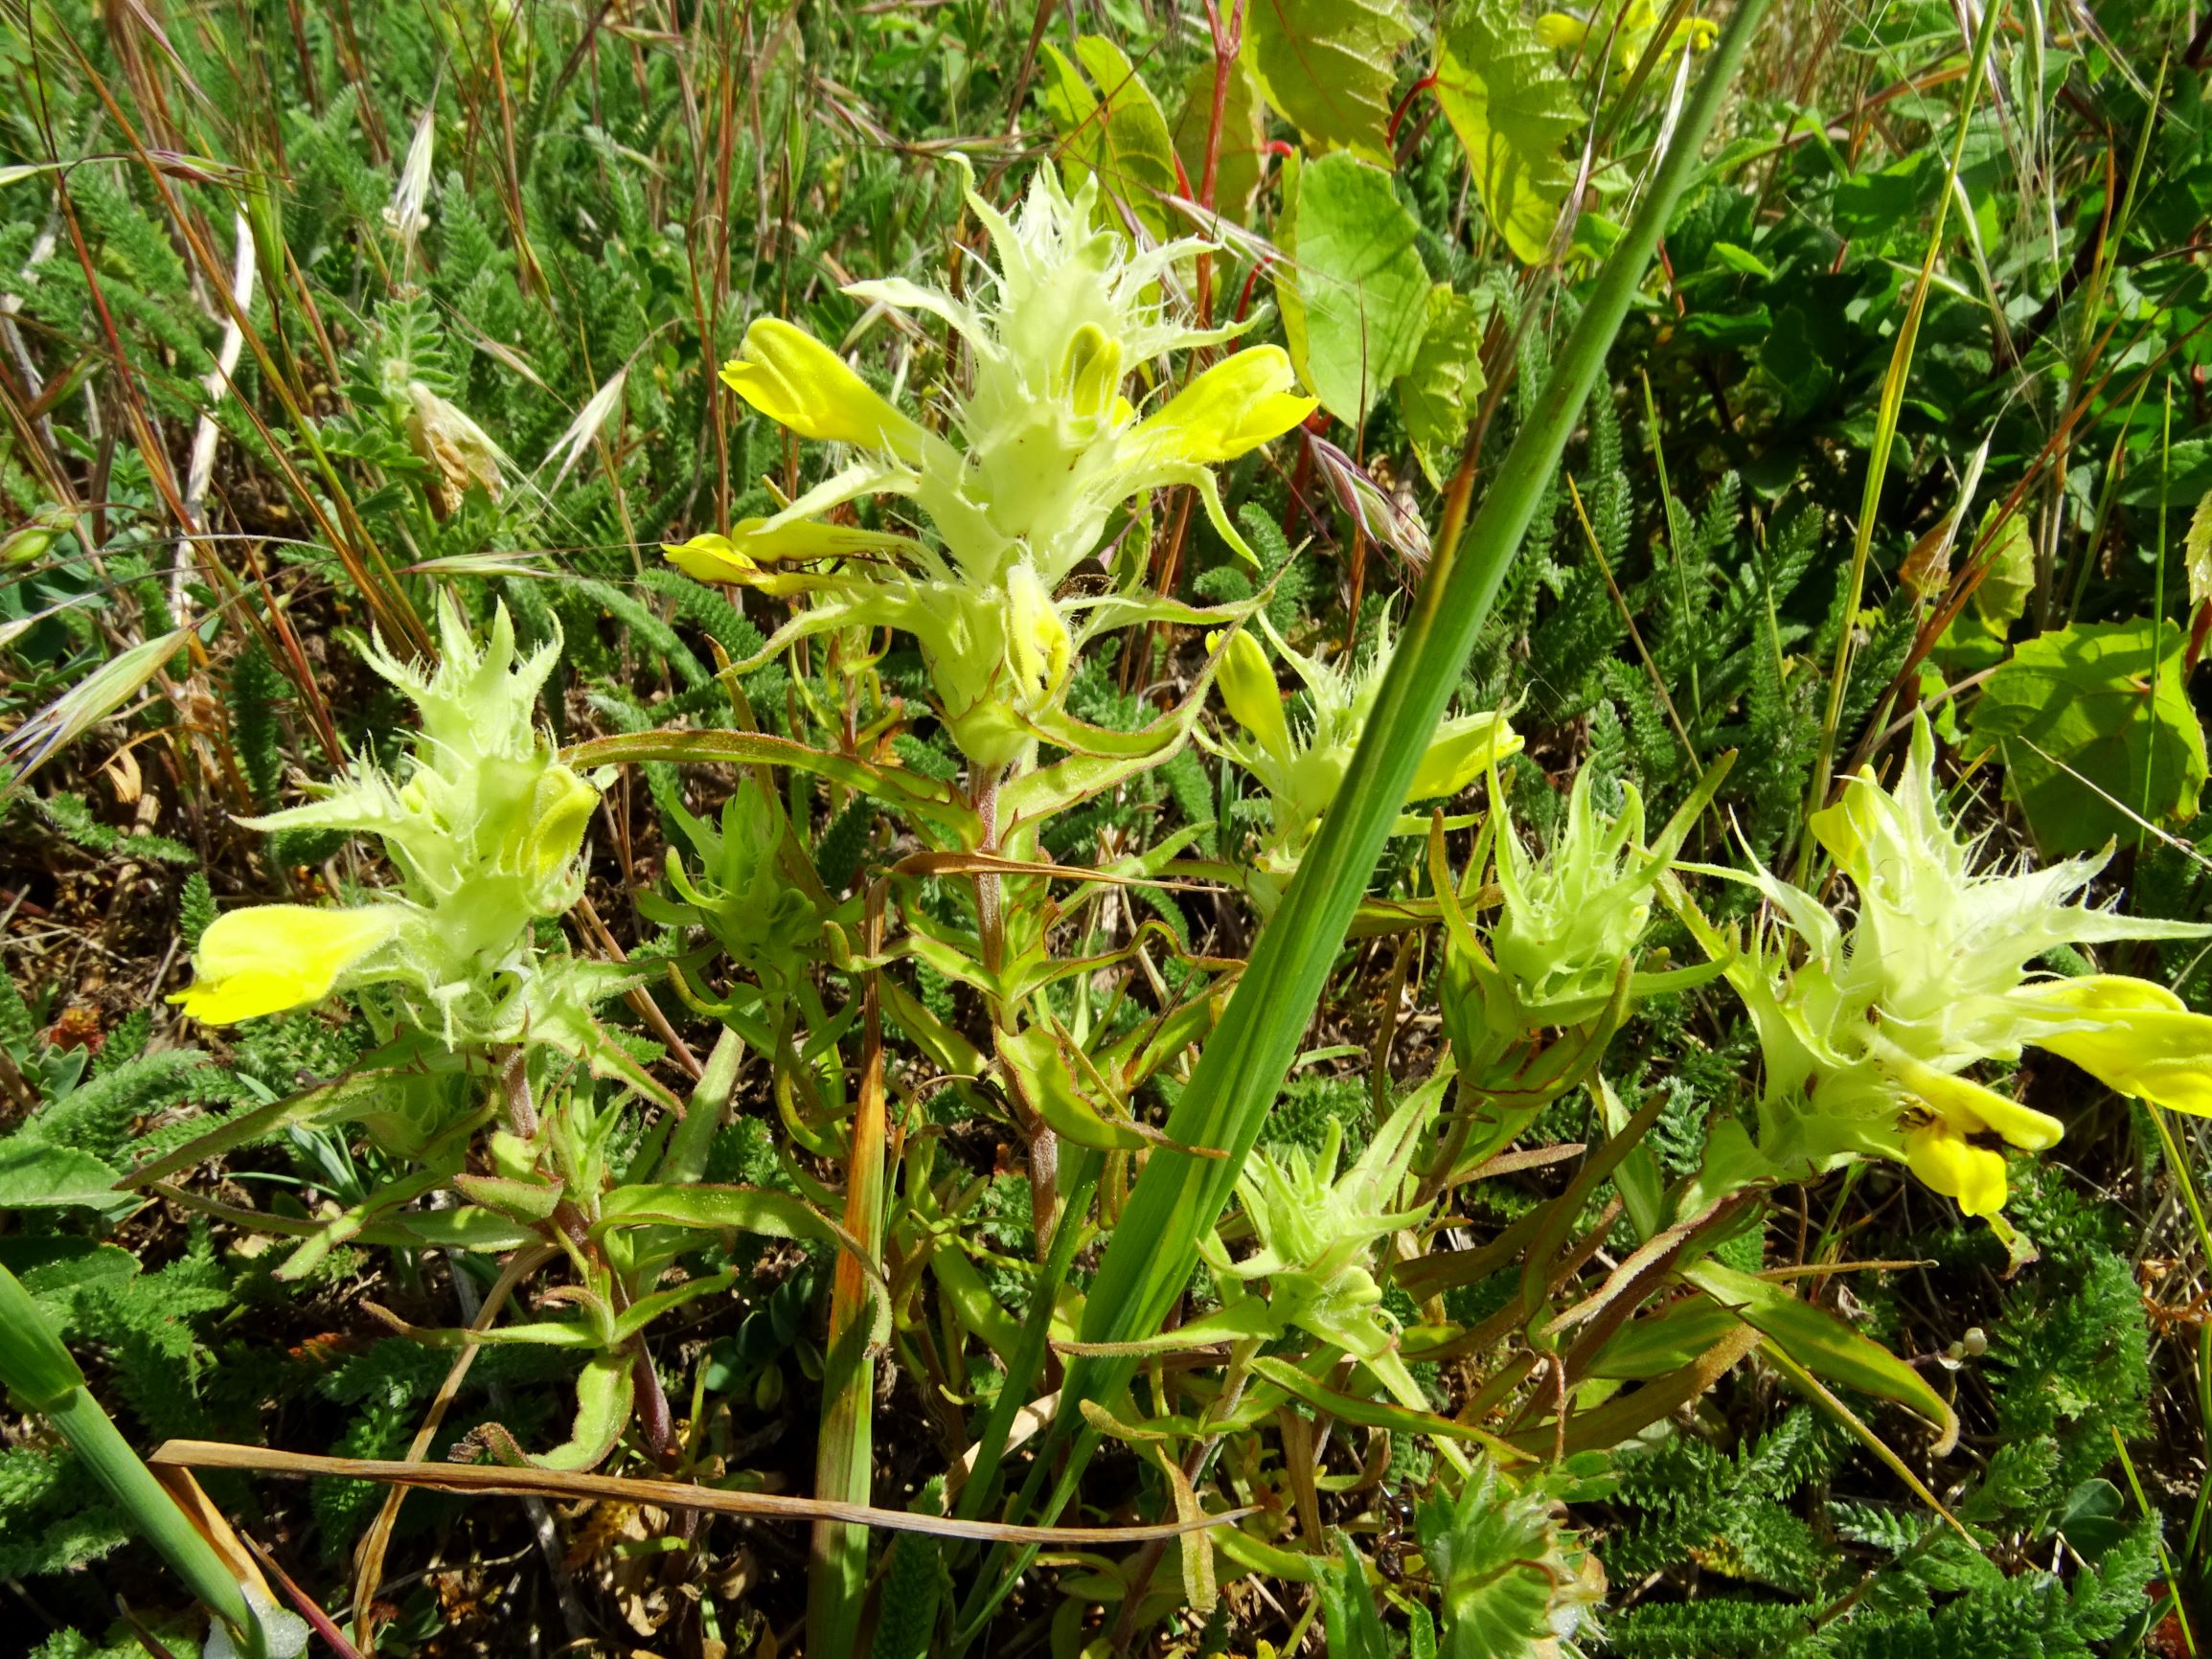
2007;976;2212;1118
1891;1056;2064;1152
1687;713;2212;1225
1131;348;1316;468
173;904;403;1024
1003;560;1073;707
522;765;603;887
1536;2;1718;63
662;518;915;591
1904;1120;2008;1218
719;319;926;462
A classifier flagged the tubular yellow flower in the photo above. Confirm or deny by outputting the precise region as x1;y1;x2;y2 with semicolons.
1207;628;1291;763
1893;1057;2064;1152
1688;714;2212;1227
174;904;403;1024
1131;347;1317;467
522;765;603;886
1904;1121;2008;1218
174;599;611;1047
719;319;926;462
1003;560;1073;708
2007;976;2212;1117
663;518;917;589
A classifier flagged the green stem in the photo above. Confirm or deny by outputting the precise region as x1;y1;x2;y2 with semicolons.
1799;0;2004;877
0;1267;265;1655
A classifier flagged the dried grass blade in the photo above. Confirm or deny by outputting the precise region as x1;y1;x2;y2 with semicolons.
147;1441;1253;1545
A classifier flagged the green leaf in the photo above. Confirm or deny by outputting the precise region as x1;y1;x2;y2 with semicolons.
1172;49;1266;220
1434;0;1585;264
2185;490;2212;614
1966;617;2209;856
1247;1354;1521;1456
1038;38;1181;239
995;1022;1151;1153
1274;150;1431;422
1246;0;1413;165
1586;1297;1745;1379
1970;504;2034;627
1685;1262;1959;1453
1396;284;1489;487
1318;1537;1393;1659
535;1352;634;1471
0;1138;131;1216
595;1181;851;1250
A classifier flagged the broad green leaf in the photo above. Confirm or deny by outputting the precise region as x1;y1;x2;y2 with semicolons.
1434;0;1585;264
0;1137;132;1215
1969;504;2034;626
596;1181;850;1250
1396;284;1489;487
2186;490;2212;614
1686;1261;1959;1452
450;1171;564;1223
996;1022;1152;1153
1172;49;1266;220
1966;617;2209;855
1038;37;1180;239
1273;151;1431;422
1246;0;1413;165
536;1352;634;1471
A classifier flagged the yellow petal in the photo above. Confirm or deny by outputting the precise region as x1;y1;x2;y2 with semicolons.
1209;627;1291;762
1134;347;1316;467
719;319;924;461
1003;561;1072;703
2009;974;2212;1117
525;764;601;884
1408;713;1522;803
1535;12;1590;49
172;904;401;1024
1060;324;1124;420
1892;1056;2064;1151
661;533;756;584
1904;1121;2009;1217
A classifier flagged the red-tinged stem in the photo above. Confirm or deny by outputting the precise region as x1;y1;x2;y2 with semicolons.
807;881;890;1656
1193;0;1245;326
1387;73;1437;147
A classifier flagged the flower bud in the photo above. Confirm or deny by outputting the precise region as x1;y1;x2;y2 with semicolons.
1207;628;1291;763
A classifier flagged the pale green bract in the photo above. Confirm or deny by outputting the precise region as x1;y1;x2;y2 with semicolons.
1202;615;1520;910
1201;1079;1446;1422
1682;714;2212;1222
667;161;1315;770
175;596;614;1047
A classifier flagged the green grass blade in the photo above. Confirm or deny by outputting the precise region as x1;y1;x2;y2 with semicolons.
956;0;1775;1628
1799;0;2005;875
0;1265;268;1654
